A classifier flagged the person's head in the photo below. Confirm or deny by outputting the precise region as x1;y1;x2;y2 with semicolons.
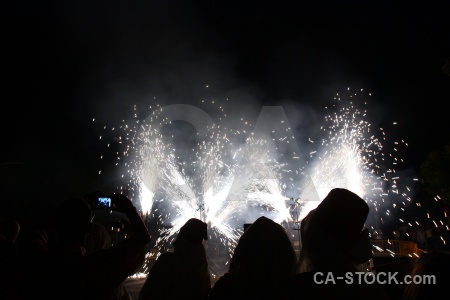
176;218;208;245
173;218;208;254
230;216;298;291
402;251;450;300
298;188;371;272
172;218;209;271
53;197;93;247
0;219;20;243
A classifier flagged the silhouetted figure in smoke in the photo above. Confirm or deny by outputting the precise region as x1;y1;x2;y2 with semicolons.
285;188;388;300
402;251;450;300
0;218;21;299
22;194;150;300
139;218;210;300
207;216;297;300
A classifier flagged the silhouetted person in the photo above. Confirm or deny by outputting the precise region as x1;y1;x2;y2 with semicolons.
285;188;388;300
85;222;132;300
22;194;150;300
402;251;450;300
139;218;210;300
0;218;21;299
207;216;298;300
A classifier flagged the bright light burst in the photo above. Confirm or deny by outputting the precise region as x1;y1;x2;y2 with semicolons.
298;88;413;223
95;86;417;263
101;102;298;258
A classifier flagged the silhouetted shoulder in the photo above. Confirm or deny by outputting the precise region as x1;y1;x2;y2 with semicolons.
149;252;179;274
207;273;240;300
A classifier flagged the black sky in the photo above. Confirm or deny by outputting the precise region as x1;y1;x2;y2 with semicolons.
2;0;450;207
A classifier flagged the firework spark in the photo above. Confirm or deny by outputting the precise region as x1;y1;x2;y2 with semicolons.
96;87;424;272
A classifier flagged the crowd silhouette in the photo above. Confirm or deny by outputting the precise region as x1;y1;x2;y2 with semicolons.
1;188;449;300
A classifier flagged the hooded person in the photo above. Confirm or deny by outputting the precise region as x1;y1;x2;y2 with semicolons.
139;218;211;300
285;188;388;300
298;188;372;272
207;216;298;300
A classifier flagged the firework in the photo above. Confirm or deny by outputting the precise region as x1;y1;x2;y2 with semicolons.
96;86;426;275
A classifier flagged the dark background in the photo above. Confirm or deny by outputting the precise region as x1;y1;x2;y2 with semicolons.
1;1;449;228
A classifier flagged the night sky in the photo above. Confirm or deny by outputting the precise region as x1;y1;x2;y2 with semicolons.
2;1;450;222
